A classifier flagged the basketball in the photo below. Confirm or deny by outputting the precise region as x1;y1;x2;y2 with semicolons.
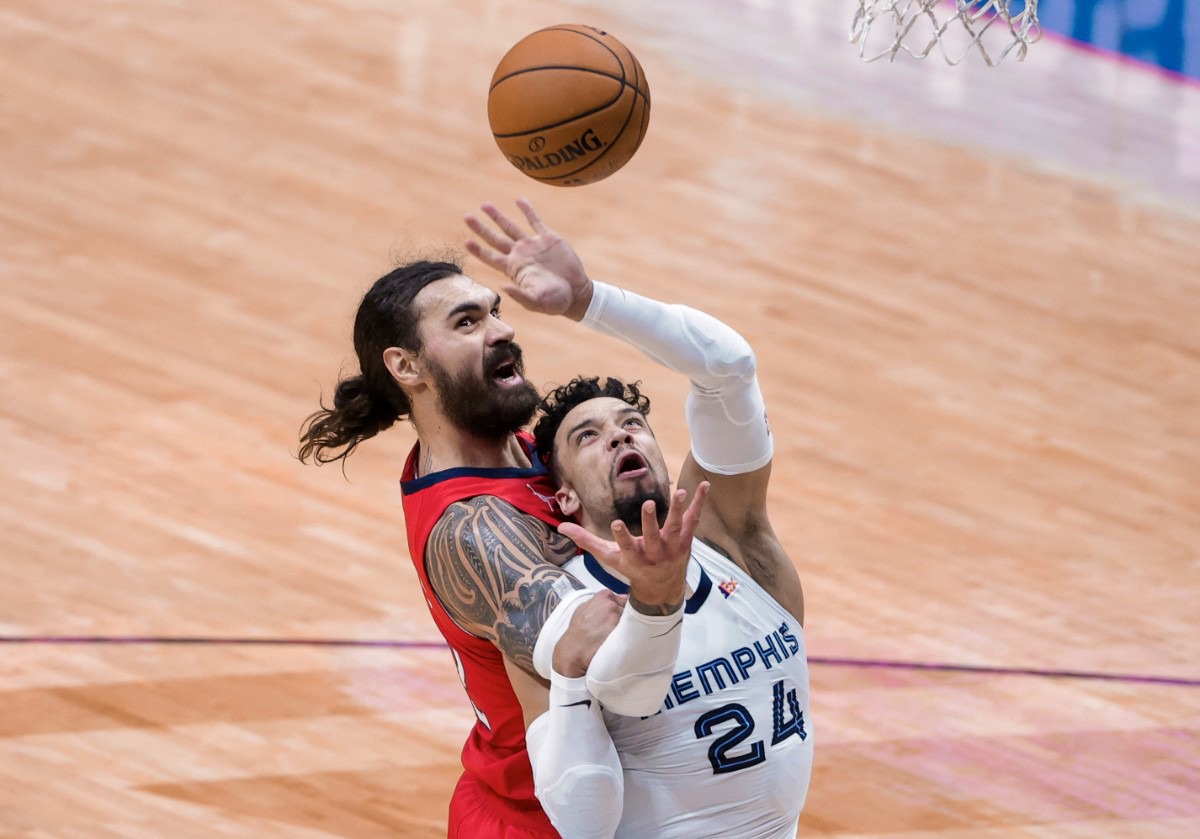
488;25;651;187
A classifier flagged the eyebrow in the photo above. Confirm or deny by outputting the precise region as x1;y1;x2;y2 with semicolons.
446;293;501;323
565;406;642;442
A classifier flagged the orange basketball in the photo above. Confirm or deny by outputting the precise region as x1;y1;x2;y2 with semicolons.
488;25;651;187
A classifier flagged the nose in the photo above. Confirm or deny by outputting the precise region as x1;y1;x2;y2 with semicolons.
608;430;632;449
487;316;515;344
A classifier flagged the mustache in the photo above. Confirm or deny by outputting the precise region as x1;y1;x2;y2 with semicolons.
484;342;525;375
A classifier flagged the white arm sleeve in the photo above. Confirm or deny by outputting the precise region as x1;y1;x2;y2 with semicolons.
585;601;682;717
533;589;683;719
582;281;773;474
526;671;623;839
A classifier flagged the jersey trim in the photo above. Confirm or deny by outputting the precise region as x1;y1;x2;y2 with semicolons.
401;440;549;493
401;463;550;493
581;552;713;614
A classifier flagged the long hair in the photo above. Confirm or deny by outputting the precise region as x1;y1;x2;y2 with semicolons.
297;260;461;465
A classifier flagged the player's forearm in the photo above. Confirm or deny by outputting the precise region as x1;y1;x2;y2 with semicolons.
534;591;682;718
582;281;773;475
581;280;752;387
585;600;682;716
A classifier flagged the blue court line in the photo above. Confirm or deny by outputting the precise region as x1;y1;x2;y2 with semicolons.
1;635;1197;687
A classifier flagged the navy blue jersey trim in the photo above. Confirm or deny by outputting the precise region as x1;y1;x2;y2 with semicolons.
401;438;548;494
581;552;712;613
401;463;546;494
583;552;629;594
685;567;712;614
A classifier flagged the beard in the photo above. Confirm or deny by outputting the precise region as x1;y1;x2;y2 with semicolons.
612;487;670;536
427;343;539;441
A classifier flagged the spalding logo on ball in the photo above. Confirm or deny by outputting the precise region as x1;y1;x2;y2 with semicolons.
488;25;651;187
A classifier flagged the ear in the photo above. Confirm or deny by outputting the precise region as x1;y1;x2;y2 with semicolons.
382;347;422;388
555;485;581;518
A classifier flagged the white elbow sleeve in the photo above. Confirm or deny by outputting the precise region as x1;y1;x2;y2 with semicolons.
685;377;773;475
586;601;683;717
527;672;623;839
584;280;773;475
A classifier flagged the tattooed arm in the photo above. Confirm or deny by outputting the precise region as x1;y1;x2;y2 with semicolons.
424;494;582;674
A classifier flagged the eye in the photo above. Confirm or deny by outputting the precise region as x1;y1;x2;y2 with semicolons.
624;417;644;429
576;429;597;444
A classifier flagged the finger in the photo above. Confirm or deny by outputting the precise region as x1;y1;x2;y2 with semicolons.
516;197;549;234
464;213;514;254
661;488;689;536
680;481;711;539
500;281;540;310
591;590;626;619
483;202;528;241
610;519;637;554
640;498;662;545
463;239;509;272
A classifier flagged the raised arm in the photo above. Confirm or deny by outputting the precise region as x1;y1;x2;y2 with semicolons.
464;200;804;623
578;279;803;623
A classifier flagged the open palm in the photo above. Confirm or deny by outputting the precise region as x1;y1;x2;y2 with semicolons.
464;199;592;318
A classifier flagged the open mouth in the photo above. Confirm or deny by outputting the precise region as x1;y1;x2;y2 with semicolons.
490;360;523;386
486;346;525;386
614;450;649;479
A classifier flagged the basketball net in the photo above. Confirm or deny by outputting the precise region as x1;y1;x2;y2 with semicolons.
850;0;1041;66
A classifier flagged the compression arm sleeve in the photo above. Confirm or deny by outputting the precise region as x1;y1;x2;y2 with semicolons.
526;671;623;839
584;601;682;717
533;589;683;718
582;280;773;475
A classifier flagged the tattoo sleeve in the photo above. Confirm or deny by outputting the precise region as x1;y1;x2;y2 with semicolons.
424;496;581;673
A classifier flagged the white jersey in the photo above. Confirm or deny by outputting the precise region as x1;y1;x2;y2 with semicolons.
564;539;813;839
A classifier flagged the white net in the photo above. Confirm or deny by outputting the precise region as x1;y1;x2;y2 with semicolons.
850;0;1042;66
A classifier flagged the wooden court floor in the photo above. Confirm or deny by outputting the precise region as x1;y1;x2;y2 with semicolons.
2;1;1198;836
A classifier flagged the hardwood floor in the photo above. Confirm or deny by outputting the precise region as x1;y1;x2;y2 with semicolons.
2;1;1197;836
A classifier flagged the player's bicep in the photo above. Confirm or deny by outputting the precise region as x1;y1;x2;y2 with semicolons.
679;452;772;542
424;496;582;673
681;456;805;625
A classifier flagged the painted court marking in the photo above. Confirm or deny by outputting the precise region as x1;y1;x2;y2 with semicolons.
3;635;1197;687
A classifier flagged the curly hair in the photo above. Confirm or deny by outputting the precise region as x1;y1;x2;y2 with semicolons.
533;376;651;475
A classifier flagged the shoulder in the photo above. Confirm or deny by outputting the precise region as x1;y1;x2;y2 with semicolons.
429;495;574;565
423;494;582;670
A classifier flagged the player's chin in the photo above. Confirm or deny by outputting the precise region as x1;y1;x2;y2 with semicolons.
612;486;670;532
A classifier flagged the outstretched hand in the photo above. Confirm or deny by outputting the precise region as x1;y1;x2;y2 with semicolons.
463;199;593;320
559;482;710;615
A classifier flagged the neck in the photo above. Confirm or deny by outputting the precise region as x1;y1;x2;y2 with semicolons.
411;413;529;477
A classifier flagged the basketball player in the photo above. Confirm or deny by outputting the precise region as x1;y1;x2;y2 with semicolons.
297;255;706;837
465;201;813;839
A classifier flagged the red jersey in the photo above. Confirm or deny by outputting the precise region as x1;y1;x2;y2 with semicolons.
400;432;565;834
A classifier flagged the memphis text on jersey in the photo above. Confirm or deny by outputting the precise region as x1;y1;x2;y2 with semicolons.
661;620;802;712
